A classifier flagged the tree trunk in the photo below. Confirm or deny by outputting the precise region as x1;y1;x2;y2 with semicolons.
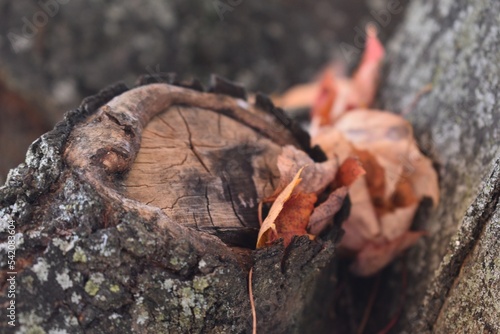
376;0;500;332
1;0;500;333
0;75;348;333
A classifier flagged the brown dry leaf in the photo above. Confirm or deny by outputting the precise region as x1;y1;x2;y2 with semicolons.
334;157;366;187
333;110;414;198
340;176;380;251
386;177;420;213
314;110;439;204
274;192;317;247
310;70;337;127
308;186;348;235
268;25;439;276
312;110;439;275
273;26;385;136
407;153;440;207
273;81;320;110
310;127;352;162
257;145;354;248
350;24;385;109
379;204;419;241
353;148;386;203
256;167;304;248
273;145;339;197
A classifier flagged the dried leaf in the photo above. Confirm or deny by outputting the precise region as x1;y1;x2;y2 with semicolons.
273;81;320;110
407;154;440;207
379;203;419;241
352;148;385;203
333;109;439;205
310;69;336;127
340;177;380;251
334;157;366;187
390;177;419;208
333;110;412;197
274;192;317;247
257;145;352;248
314;111;438;274
311;127;353;162
273;145;338;196
311;26;385;133
256;167;304;248
350;231;426;276
268;25;438;276
350;24;385;109
308;186;348;235
274;26;385;136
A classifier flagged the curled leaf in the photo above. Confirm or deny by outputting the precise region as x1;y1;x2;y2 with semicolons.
274;25;385;136
308;186;348;235
310;70;337;128
273;145;339;196
334;157;366;187
340;177;380;251
312;112;439;274
350;24;385;109
267;24;439;275
274;192;317;247
256;167;304;248
257;145;353;249
350;231;426;276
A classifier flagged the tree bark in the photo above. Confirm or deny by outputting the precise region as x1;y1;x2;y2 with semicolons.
0;76;348;333
376;0;500;332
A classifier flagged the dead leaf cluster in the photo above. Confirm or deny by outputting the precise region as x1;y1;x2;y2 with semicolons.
256;146;364;249
272;25;440;276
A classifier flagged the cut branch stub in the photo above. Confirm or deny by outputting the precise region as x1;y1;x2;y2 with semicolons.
0;77;343;333
64;78;317;247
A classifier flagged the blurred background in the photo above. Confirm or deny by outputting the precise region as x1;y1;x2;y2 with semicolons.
0;0;408;183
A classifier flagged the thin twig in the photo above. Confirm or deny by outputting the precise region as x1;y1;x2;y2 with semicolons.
357;273;382;334
249;267;257;334
377;260;408;334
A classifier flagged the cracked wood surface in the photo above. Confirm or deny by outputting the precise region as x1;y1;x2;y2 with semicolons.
125;105;281;243
63;80;309;248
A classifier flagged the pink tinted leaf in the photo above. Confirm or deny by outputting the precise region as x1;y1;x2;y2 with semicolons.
350;231;426;276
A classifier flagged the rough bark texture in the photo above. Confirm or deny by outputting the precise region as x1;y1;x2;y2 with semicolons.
376;0;500;332
0;77;347;333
